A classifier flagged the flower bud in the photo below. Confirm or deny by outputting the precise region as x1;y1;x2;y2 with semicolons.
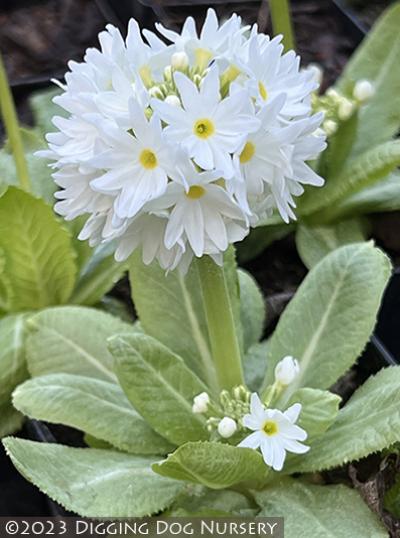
274;356;300;386
338;98;355;121
171;51;189;71
149;86;164;99
323;119;338;136
353;80;375;103
218;417;237;438
192;392;210;414
165;95;181;107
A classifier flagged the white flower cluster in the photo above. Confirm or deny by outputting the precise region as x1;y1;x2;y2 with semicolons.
42;9;326;271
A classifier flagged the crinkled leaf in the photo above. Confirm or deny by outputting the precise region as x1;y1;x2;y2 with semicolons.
0;187;77;311
254;478;387;537
295;218;368;269
26;306;133;382
244;340;268;393
70;242;127;306
0;249;13;314
286;388;341;442
336;3;400;155
111;333;208;445
299;140;400;218
3;438;184;517
262;243;391;401
13;374;174;455
238;269;265;351
169;488;254;516
129;249;241;391
285;367;400;473
153;441;269;489
0;315;28;411
333;172;400;218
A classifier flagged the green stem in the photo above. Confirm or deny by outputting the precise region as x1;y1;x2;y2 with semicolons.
197;255;244;391
0;53;31;192
269;0;296;51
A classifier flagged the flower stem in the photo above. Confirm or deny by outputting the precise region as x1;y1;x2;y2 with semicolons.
269;0;296;51
197;255;244;391
0;53;31;192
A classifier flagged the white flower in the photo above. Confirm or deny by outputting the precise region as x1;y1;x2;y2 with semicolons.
274;356;300;386
192;392;210;414
218;417;238;438
146;157;248;257
90;99;176;219
338;97;355;121
40;11;325;272
238;393;309;471
152;67;260;179
353;79;375;103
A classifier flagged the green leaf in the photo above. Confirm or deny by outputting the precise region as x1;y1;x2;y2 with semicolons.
0;404;23;438
169;488;254;516
26;306;133;382
285;366;400;473
129;250;241;390
0;129;56;205
0;187;77;311
244;340;268;392
0;315;28;410
254;478;387;537
333;172;400;218
299;140;400;218
3;438;184;517
262;243;391;400
13;374;174;455
153;441;269;489
295;218;368;269
336;2;400;154
0;250;13;315
238;269;265;351
286;388;341;442
111;333;208;445
70;242;127;306
29;87;65;136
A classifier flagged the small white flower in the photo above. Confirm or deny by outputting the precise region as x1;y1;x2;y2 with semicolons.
323;119;338;136
274;356;300;386
238;393;309;471
192;392;210;414
151;67;260;178
353;79;375;102
218;417;238;438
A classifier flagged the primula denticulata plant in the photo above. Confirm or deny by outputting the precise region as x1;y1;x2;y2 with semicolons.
2;5;400;536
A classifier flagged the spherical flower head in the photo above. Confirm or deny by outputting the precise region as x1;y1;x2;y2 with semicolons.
41;10;326;273
192;392;210;414
353;80;375;103
238;393;309;471
274;355;300;386
218;417;238;438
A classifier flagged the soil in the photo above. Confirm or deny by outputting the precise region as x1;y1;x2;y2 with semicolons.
1;0;400;533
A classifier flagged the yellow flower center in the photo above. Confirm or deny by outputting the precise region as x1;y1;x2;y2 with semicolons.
195;48;213;71
263;420;278;436
186;185;206;199
239;142;256;164
139;149;158;169
259;81;268;101
194;119;215;139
